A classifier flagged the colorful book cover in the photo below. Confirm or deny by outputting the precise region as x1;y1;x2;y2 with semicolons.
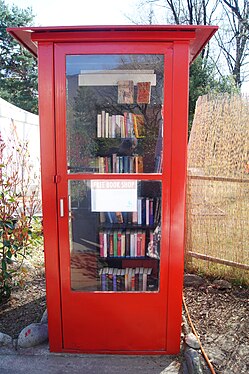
137;82;151;104
118;80;134;104
133;114;145;138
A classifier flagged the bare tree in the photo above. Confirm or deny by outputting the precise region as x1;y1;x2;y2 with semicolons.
132;0;249;87
218;0;249;87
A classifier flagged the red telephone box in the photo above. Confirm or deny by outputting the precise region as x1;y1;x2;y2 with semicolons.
8;25;217;354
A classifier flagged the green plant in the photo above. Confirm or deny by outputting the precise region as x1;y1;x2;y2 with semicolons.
0;127;42;301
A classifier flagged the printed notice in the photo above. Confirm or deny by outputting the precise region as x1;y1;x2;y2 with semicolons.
91;180;137;212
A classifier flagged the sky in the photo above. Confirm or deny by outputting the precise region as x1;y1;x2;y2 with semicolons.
4;0;249;93
5;0;138;26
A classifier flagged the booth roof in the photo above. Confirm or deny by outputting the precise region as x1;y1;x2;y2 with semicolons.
7;24;218;63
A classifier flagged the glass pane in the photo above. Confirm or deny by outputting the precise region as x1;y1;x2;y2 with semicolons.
69;180;161;292
66;54;164;174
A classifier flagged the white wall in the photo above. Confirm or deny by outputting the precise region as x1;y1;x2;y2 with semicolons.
0;97;40;165
0;98;41;212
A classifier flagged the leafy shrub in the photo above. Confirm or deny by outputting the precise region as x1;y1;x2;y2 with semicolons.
0;126;42;301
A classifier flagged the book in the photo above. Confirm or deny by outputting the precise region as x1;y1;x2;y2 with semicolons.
113;268;118;291
133;114;145;138
113;231;118;257
149;198;154;225
97;114;102;137
121;232;126;256
146;198;150;225
117;231;122;257
125;230;130;257
105;112;109;138
109;231;114;257
118;80;134;104
99;231;104;257
137;82;151;104
101;111;105;138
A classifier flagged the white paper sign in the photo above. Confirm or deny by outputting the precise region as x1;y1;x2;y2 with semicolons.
91;180;137;212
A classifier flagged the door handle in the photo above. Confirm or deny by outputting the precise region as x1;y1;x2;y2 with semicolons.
60;198;64;217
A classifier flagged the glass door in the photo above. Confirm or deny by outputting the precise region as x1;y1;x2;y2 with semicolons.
55;43;171;352
66;54;164;293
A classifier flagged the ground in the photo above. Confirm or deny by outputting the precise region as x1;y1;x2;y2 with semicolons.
183;280;249;374
0;249;248;374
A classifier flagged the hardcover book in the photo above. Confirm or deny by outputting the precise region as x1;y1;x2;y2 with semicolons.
117;80;134;104
137;82;151;104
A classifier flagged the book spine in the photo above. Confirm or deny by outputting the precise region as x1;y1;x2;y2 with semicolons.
146;197;150;225
130;231;135;257
113;269;117;291
141;231;146;257
103;231;108;257
101;110;105;138
99;230;104;257
113;230;118;257
97;114;102;137
149;198;154;225
121;232;126;256
125;230;130;257
111;115;116;138
109;231;114;257
105;112;109;138
137;197;142;225
137;231;142;256
117;231;122;257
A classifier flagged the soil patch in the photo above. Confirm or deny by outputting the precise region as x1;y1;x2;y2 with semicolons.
0;247;46;339
183;281;249;374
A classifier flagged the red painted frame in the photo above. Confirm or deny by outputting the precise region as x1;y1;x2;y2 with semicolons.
8;25;218;354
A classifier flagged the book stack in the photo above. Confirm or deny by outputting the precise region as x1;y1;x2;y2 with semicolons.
100;197;161;226
99;267;153;291
97;111;145;139
97;154;143;173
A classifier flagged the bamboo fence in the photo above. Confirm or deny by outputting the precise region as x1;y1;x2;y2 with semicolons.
186;94;249;284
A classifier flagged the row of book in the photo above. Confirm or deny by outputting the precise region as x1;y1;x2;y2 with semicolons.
100;197;161;226
96;111;145;139
99;229;159;258
99;267;153;291
97;154;143;173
